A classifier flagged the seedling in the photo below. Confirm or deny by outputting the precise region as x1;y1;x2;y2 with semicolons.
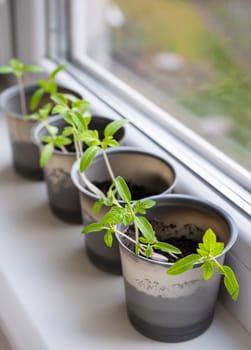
78;116;128;183
83;176;239;301
0;58;43;115
24;103;71;167
167;228;239;301
29;64;67;111
48;92;127;192
83;176;181;259
31;92;127;196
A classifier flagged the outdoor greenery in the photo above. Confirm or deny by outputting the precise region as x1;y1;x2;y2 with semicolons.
111;0;251;168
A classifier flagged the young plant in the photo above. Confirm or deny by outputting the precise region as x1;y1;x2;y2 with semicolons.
24;103;71;167
82;176;181;260
77;113;128;184
29;64;67;111
82;176;239;301
31;92;127;196
0;58;43;115
50;92;127;191
167;228;239;301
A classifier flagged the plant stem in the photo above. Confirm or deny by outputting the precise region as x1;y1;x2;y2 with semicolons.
74;136;105;197
60;145;68;153
73;137;81;160
115;227;169;261
102;150;116;183
115;228;137;244
81;172;105;198
17;75;27;116
211;257;223;272
134;223;139;245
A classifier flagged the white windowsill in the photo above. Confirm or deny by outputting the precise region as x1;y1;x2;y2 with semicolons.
0;99;251;349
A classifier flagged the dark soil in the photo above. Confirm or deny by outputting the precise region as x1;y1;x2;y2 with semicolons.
124;219;201;262
93;180;158;200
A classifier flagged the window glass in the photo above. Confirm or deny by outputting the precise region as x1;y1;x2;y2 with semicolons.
76;0;251;172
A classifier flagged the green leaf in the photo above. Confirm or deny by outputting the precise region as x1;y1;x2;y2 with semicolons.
202;228;217;252
201;261;215;280
29;88;44;111
104;119;127;137
92;198;105;214
24;113;39;121
54;136;72;147
101;206;125;225
141;199;156;209
0;66;13;74
46;81;57;93
82;116;91;129
36;79;50;90
133;202;146;214
52;105;68;115
139;236;148;244
10;58;23;76
102;138;120;148
42;135;54;144
221;265;239;301
38;103;52;120
63;93;80;102
145;245;153;258
82;222;104;234
62;126;74;137
104;230;113;248
135;243;140;255
47;125;58;136
71;111;87;132
210;243;224;257
72;99;90;112
133;200;156;215
23;64;43;73
115;176;131;203
40;143;54;168
51;93;68;106
197;247;209;257
79;146;99;172
167;254;201;275
154;242;181;255
61;112;74;125
135;216;155;242
122;212;134;226
11;58;22;68
49;64;67;80
78;130;100;145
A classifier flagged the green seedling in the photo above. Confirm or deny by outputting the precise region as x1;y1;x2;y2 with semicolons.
83;176;239;301
167;228;239;301
33;92;127;196
29;64;67;111
82;176;181;259
0;58;43;115
49;92;127;194
76;113;127;183
25;103;72;167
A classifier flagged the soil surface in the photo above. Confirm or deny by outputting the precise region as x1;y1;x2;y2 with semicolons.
94;180;158;200
124;219;201;262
